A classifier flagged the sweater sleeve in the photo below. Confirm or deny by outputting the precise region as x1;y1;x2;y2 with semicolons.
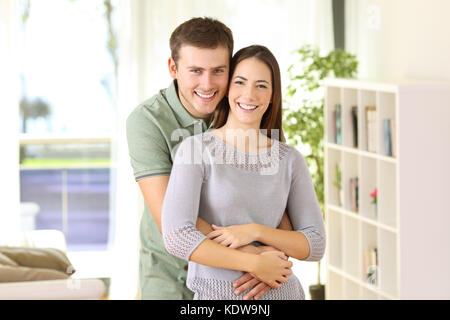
161;136;208;261
286;148;326;261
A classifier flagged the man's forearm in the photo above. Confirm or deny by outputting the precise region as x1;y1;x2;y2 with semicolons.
196;218;213;236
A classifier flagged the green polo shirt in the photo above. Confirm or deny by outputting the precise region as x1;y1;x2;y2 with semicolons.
126;80;213;300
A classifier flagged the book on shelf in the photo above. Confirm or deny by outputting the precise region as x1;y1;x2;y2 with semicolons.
349;177;359;212
351;106;358;148
364;245;378;286
390;119;396;157
383;118;392;156
365;106;377;153
335;104;342;144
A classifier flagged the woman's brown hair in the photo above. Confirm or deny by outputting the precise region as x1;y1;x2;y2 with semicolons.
213;45;284;141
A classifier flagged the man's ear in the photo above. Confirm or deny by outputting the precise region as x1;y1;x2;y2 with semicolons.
168;57;177;79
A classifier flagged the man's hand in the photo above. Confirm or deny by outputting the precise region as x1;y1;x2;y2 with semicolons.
233;273;271;300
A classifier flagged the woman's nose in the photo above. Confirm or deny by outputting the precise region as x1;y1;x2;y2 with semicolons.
242;85;256;99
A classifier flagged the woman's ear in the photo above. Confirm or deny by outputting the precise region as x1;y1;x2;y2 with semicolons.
168;57;177;79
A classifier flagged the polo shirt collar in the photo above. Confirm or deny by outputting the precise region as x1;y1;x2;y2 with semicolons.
165;80;195;128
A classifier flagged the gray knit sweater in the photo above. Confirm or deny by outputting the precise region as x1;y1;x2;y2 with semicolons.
161;130;326;300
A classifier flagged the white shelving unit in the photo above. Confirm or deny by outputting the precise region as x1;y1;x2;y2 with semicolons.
323;78;450;299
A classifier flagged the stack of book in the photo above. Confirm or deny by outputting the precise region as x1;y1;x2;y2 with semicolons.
349;177;359;212
364;245;378;286
365;106;377;153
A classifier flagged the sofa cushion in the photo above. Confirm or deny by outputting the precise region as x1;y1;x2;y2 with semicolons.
0;265;69;282
0;247;75;274
0;253;19;267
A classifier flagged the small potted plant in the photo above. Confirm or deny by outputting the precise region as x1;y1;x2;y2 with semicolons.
370;187;377;218
332;164;343;207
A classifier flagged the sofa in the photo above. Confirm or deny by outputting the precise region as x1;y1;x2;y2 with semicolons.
0;229;106;300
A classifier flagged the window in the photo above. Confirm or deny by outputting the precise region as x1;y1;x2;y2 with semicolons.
18;0;118;252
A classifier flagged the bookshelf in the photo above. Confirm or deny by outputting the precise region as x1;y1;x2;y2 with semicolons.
323;78;450;299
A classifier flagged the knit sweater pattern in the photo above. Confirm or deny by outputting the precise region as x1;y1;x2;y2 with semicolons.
161;130;326;300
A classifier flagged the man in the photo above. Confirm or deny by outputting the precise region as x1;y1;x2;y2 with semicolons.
126;17;291;300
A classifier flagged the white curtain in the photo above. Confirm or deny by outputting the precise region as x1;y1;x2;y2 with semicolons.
0;0;21;237
111;0;333;299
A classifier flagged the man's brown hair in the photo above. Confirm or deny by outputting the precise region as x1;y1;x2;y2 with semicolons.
170;17;234;64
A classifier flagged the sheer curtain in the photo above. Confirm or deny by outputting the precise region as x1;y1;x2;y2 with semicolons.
0;0;20;237
112;0;333;299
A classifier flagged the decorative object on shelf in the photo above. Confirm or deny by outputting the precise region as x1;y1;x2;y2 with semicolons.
283;44;358;300
349;177;359;212
364;246;378;286
332;164;343;206
365;106;377;153
370;187;378;218
351;106;358;148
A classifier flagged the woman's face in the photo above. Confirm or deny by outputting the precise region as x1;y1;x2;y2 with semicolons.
227;57;272;128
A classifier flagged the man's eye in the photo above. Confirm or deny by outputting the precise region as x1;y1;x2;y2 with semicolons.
191;69;200;73
214;69;224;74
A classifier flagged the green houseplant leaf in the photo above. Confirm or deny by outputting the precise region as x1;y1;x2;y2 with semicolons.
282;45;358;292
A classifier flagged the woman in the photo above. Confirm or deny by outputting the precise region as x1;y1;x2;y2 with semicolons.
161;45;325;300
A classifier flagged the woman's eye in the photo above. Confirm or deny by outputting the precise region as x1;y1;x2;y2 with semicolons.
257;84;268;89
234;81;244;85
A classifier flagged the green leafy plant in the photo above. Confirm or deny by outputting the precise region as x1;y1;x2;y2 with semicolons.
283;44;358;295
332;163;342;191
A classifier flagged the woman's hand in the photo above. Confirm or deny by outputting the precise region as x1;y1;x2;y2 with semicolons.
233;245;289;300
251;251;292;289
207;223;258;249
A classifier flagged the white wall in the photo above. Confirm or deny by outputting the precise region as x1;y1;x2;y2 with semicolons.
346;0;450;81
134;0;320;100
0;0;20;236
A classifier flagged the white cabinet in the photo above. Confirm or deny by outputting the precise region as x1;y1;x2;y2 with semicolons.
323;78;450;299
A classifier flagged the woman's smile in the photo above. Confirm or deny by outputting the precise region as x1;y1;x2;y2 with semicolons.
237;102;259;112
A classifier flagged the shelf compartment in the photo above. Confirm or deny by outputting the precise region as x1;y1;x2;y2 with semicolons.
344;279;360;300
377;91;397;158
325;86;342;144
359;156;378;221
327;269;344;300
361;287;379;300
377;161;397;228
342;152;359;213
326;148;343;207
358;90;377;153
361;222;378;287
341;88;358;148
342;215;361;279
378;229;398;297
327;209;343;269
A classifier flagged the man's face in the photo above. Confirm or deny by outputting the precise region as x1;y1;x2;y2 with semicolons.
169;45;230;119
